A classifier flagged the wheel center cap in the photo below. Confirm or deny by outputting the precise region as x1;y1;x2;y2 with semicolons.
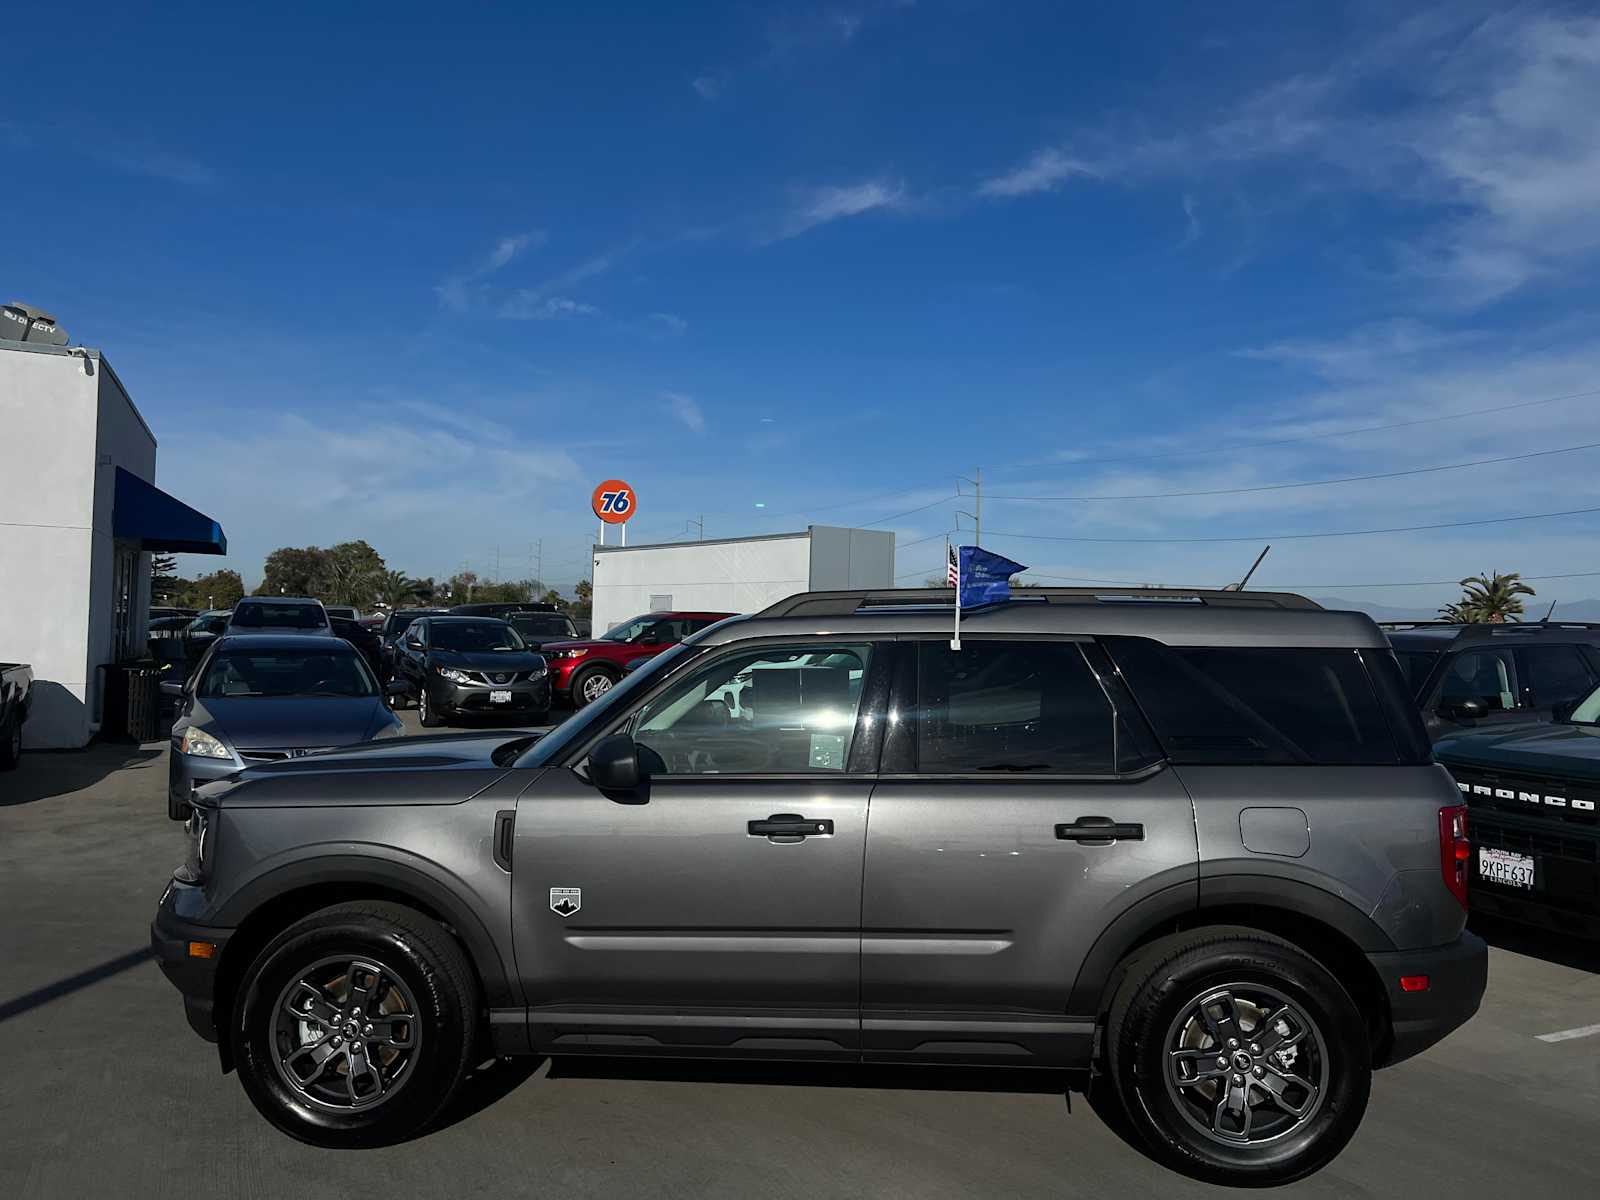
1232;1050;1254;1071
343;1020;360;1038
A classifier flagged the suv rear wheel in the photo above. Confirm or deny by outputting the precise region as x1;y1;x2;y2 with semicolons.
1105;928;1370;1186
231;901;478;1147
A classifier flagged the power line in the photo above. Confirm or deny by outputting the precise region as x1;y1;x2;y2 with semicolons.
981;504;1600;545
988;385;1600;477
983;438;1600;503
1264;569;1600;590
859;494;957;527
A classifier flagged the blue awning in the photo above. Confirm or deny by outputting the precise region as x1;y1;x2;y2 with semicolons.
112;468;227;556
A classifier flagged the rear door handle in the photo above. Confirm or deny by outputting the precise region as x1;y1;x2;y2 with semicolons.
1056;816;1144;846
748;813;833;840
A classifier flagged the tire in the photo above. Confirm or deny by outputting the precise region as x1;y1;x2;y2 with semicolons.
571;665;618;708
417;687;442;728
1104;928;1371;1186
230;901;478;1148
0;713;19;770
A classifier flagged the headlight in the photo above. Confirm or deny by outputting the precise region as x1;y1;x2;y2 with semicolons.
180;727;232;759
176;807;213;883
552;649;584;660
529;660;548;678
370;720;405;740
436;667;472;684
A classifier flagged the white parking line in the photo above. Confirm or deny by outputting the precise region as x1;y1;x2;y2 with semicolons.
1536;1023;1600;1044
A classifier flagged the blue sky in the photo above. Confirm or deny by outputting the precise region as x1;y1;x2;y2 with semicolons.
7;1;1600;611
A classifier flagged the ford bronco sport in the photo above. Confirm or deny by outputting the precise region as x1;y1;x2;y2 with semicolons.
152;586;1485;1184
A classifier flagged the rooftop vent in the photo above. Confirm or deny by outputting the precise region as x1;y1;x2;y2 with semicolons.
0;301;68;346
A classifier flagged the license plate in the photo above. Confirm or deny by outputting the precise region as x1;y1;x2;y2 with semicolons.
1478;846;1535;890
490;690;513;704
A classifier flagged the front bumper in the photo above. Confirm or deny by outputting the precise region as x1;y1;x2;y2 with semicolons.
429;675;551;717
168;745;240;819
1367;930;1488;1066
151;877;234;1044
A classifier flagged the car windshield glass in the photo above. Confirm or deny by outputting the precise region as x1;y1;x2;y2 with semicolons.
1393;650;1440;695
1568;682;1600;724
602;615;657;643
232;603;326;629
430;621;526;652
199;649;376;697
516;642;695;767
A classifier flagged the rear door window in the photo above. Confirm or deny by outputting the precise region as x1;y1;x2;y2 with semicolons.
1518;645;1598;709
1104;639;1406;765
1437;648;1521;712
912;641;1115;774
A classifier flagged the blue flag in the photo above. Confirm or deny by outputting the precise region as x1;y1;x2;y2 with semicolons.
958;545;1027;608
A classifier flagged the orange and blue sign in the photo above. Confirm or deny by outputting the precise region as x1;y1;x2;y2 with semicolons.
592;479;638;524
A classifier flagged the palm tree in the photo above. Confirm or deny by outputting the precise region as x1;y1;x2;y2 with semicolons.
376;570;423;608
1457;571;1535;623
1436;600;1474;623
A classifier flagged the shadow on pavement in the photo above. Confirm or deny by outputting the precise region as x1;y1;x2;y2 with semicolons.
0;946;156;1022
1471;914;1600;974
2;744;161;807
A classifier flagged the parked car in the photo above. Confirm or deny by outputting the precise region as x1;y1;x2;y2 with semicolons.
329;615;384;679
389;616;549;726
151;606;199;620
377;608;449;681
1381;620;1600;741
147;614;195;653
151;585;1484;1183
325;605;361;622
448;601;552;619
540;610;734;707
1;661;32;768
227;597;333;637
1435;677;1600;936
162;634;402;821
507;609;578;646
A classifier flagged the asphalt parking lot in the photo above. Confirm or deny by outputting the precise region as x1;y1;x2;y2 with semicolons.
4;721;1600;1198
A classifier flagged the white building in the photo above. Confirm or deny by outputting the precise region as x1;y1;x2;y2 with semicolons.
591;525;895;636
0;340;226;747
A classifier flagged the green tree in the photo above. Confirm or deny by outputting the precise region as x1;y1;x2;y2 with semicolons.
1456;571;1536;623
150;553;186;604
376;569;424;607
258;546;330;597
323;540;386;606
186;569;244;611
573;578;592;620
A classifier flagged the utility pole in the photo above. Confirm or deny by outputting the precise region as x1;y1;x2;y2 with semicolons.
958;468;982;546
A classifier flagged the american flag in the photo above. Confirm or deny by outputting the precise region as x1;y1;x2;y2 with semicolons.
947;543;960;587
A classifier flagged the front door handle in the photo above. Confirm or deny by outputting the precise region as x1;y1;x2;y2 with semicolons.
748;813;833;841
1056;816;1144;846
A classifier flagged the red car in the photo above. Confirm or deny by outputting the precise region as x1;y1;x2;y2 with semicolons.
542;611;734;707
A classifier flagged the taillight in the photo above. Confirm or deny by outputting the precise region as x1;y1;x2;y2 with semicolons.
1439;805;1469;909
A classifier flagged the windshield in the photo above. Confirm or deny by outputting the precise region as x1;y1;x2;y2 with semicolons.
516;641;695;766
430;621;527;652
1568;683;1600;724
199;648;377;698
602;615;660;643
232;602;328;630
1393;650;1440;696
513;614;576;638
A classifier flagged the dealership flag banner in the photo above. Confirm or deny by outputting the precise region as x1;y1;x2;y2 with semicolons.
950;544;1028;649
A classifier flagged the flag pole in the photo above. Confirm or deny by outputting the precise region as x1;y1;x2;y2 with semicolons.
950;540;961;651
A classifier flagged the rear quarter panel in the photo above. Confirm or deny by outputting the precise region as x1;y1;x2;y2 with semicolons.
1182;764;1466;949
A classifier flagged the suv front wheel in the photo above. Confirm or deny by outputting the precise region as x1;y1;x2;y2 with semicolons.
230;901;478;1147
1105;928;1371;1186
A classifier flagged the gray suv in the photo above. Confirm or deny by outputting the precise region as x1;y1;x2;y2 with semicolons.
152;587;1486;1184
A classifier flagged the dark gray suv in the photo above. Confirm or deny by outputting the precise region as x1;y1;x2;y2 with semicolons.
151;587;1486;1184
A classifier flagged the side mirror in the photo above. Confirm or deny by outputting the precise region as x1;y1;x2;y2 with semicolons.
159;680;187;699
405;636;423;649
1552;699;1577;724
1439;698;1488;721
587;733;642;792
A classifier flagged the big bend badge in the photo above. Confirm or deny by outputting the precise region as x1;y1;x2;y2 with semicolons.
549;887;581;917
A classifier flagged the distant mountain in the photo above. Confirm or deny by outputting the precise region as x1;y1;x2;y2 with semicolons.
1312;596;1600;623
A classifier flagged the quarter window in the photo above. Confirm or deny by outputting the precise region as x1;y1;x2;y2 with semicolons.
913;641;1115;774
633;644;872;775
1105;639;1404;765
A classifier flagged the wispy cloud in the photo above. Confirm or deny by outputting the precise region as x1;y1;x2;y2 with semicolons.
500;295;599;321
437;230;547;312
663;390;706;433
644;312;688;337
775;177;908;240
1235;320;1485;381
99;146;217;187
978;148;1100;198
691;74;722;100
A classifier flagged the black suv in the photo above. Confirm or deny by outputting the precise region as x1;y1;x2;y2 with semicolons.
1382;620;1600;741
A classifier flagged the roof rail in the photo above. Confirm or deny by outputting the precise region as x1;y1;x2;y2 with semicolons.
1379;619;1600;636
755;586;1322;619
